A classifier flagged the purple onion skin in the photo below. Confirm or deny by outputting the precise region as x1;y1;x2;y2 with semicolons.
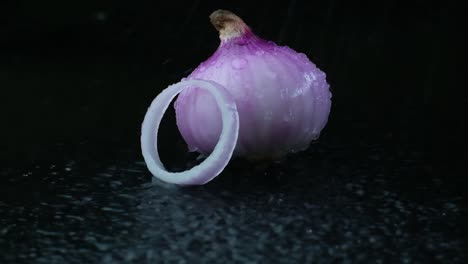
175;21;331;160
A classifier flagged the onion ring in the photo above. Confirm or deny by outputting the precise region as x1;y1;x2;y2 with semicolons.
141;79;239;185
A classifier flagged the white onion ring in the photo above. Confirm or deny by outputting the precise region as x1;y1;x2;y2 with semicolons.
141;79;239;185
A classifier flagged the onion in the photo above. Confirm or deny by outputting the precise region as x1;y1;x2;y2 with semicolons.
141;10;332;185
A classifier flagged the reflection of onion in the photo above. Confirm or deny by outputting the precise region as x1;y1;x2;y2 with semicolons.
141;10;332;185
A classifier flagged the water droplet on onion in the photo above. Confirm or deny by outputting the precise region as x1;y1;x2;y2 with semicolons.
231;58;247;70
298;53;308;60
255;50;265;56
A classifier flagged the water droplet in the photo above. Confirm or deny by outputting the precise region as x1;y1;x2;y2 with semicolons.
297;53;308;60
231;58;247;70
291;88;303;97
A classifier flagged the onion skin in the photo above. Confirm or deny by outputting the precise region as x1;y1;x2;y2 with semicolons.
175;10;332;160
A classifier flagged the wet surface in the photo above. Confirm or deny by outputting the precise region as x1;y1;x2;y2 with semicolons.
0;131;464;263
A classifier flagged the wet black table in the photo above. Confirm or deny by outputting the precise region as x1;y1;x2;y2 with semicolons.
1;125;464;263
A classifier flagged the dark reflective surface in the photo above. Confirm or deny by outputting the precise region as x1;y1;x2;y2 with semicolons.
1;137;464;263
0;0;464;263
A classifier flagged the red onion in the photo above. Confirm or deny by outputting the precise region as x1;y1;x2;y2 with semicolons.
141;10;332;185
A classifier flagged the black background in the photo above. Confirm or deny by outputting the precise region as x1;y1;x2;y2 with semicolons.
0;1;464;169
2;0;457;165
0;0;465;263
